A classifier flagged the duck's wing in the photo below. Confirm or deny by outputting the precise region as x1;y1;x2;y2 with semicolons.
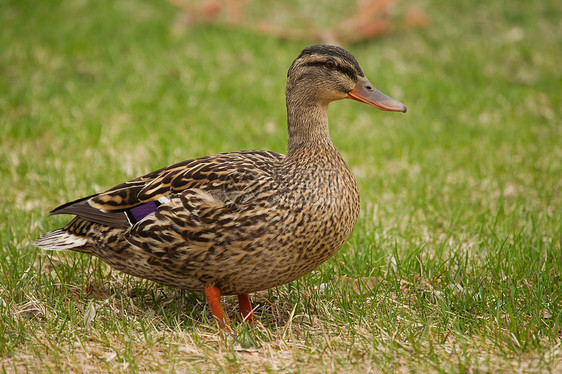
50;150;284;229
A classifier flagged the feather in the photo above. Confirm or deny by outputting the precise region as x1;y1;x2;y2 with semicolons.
33;229;87;251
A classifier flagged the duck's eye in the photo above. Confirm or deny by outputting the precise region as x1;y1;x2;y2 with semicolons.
325;60;336;68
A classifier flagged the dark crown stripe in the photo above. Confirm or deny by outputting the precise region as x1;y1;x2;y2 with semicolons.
297;45;364;76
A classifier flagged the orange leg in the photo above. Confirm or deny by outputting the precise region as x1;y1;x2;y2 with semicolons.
204;286;230;329
237;293;255;323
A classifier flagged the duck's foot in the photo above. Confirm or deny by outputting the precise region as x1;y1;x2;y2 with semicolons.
204;286;231;330
235;294;281;327
237;293;255;323
204;289;274;329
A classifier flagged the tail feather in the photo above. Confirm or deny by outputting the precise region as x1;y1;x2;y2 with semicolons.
33;229;87;251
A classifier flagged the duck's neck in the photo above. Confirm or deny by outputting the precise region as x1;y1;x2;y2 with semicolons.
286;100;333;156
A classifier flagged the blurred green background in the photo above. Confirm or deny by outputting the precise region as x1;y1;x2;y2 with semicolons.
1;0;561;372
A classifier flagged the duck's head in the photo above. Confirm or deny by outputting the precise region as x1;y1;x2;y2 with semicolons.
286;45;406;113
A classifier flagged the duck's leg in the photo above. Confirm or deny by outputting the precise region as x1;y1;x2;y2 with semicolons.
204;286;230;329
237;293;255;323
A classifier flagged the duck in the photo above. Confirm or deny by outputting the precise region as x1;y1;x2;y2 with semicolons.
34;45;406;328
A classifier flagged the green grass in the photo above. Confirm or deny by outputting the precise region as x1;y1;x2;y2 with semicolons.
1;0;561;372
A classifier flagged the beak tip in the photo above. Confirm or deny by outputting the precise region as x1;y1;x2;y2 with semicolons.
384;101;407;113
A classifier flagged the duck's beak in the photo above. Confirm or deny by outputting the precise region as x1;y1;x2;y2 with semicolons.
347;76;407;113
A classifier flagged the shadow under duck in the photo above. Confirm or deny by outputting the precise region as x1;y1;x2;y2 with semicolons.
35;45;406;328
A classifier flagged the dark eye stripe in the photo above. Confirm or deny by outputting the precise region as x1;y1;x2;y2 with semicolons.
303;61;358;82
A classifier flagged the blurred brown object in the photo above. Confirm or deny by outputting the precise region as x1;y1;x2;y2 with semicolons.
169;0;427;44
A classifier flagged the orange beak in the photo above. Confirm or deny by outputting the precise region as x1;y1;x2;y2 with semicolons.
347;76;407;113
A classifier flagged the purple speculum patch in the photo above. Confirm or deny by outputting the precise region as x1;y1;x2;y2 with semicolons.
126;201;159;224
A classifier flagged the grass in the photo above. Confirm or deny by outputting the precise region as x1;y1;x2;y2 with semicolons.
1;0;561;372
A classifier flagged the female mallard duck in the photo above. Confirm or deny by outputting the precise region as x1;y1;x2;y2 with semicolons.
35;45;406;328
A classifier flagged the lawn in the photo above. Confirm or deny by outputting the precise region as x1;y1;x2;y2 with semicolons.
1;0;561;372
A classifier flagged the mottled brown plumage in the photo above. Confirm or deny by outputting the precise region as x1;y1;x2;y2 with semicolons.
35;45;406;326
